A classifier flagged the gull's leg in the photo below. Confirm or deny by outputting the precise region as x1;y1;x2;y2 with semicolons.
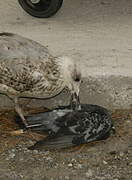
14;97;29;127
6;95;44;140
9;96;43;128
8;96;28;127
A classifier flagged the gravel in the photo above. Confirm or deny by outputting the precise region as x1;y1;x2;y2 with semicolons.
0;109;132;180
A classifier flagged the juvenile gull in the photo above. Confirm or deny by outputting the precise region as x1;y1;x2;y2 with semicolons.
0;32;81;127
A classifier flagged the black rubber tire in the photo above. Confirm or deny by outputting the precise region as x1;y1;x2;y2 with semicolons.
18;0;63;18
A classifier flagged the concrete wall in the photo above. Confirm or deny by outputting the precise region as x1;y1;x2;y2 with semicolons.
0;0;132;110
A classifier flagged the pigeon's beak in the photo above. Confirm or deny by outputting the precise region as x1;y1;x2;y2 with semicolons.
70;92;81;110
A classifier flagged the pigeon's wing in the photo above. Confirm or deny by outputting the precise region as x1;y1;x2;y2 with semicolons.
24;107;72;129
16;110;61;131
26;111;56;125
55;111;80;127
28;135;76;150
80;104;110;116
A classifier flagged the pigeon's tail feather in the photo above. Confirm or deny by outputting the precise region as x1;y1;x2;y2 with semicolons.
26;109;70;129
26;112;51;125
28;135;75;150
16;112;54;130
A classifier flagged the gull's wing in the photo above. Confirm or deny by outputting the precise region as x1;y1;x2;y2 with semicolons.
0;32;50;61
0;33;64;97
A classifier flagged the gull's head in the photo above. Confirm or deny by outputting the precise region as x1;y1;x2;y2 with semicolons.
56;56;82;110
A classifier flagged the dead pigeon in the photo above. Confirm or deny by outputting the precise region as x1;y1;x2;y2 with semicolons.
26;104;113;150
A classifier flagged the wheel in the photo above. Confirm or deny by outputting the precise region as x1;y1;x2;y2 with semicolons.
18;0;63;18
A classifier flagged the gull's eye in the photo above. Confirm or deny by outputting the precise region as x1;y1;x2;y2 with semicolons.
74;77;80;82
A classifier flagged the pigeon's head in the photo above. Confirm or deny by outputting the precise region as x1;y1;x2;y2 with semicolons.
57;56;82;110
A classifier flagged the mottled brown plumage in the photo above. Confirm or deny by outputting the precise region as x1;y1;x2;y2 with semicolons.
0;32;81;127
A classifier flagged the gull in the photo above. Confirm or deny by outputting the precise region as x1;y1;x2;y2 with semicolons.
0;32;81;128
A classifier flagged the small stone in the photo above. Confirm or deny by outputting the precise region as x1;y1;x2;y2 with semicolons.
29;140;34;145
11;149;15;152
20;174;24;178
119;152;124;157
33;150;39;154
71;158;76;162
25;149;30;153
85;169;93;177
77;164;83;169
129;162;132;166
46;157;53;162
68;163;73;167
103;160;108;165
9;152;15;159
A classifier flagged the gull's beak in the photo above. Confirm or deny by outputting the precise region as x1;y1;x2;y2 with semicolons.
70;92;81;110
